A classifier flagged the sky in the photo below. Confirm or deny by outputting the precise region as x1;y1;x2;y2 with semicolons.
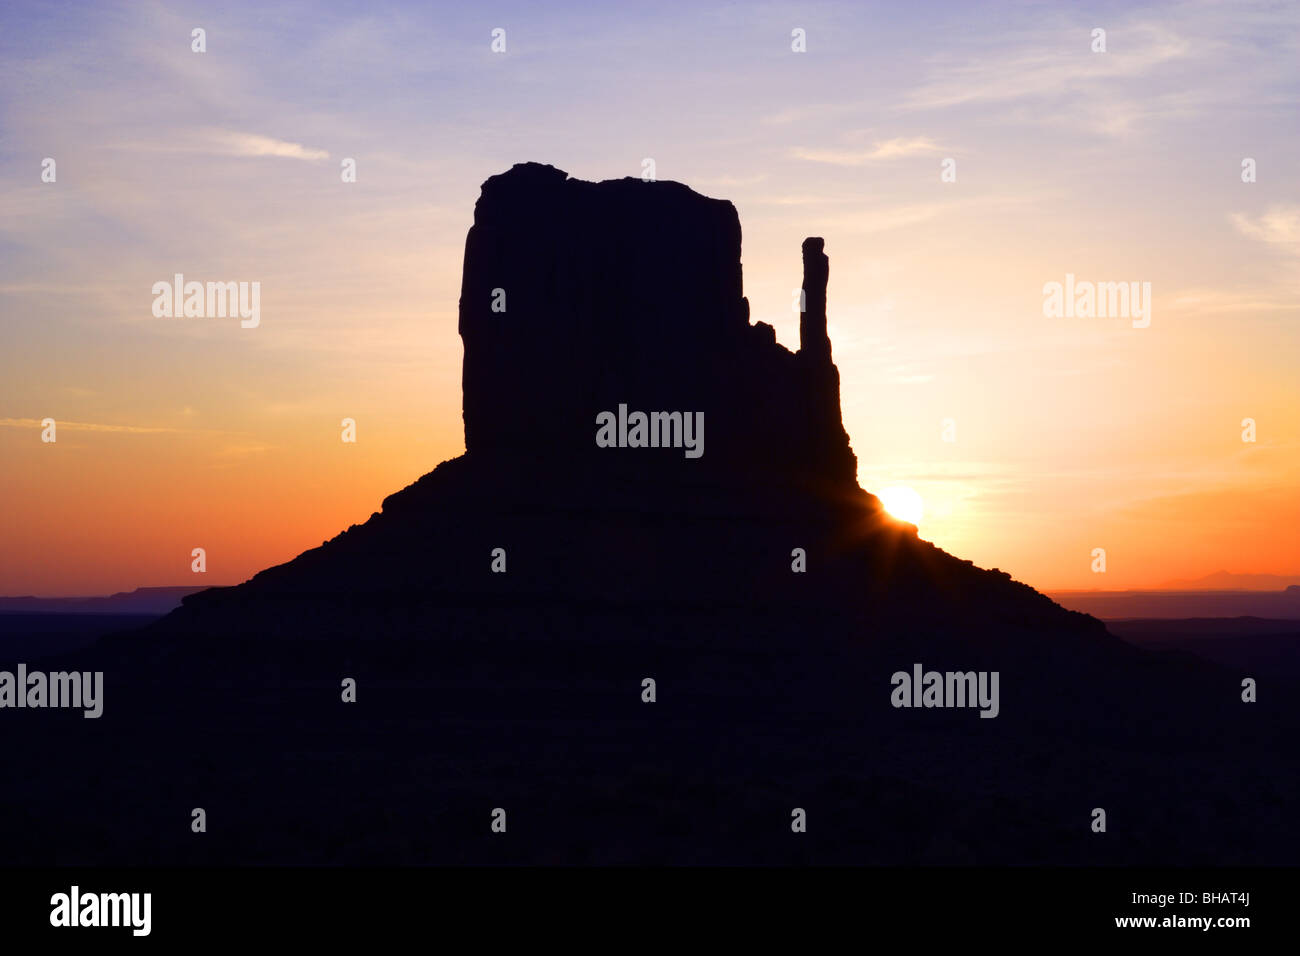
1;0;1298;595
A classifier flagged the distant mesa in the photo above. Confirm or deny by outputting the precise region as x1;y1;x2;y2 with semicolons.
1158;571;1300;591
0;587;207;616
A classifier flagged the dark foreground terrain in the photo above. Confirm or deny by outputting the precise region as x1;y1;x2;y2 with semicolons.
1;603;1296;866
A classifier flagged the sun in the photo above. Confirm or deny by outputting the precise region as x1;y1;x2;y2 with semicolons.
877;485;924;525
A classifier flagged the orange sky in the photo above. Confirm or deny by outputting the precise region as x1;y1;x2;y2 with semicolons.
2;1;1298;595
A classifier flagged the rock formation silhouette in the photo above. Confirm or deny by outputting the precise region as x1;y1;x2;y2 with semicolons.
161;162;1096;639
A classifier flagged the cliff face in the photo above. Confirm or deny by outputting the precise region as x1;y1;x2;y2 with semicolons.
458;162;856;492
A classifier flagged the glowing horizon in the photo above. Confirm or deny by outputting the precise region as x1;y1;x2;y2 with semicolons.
3;1;1298;596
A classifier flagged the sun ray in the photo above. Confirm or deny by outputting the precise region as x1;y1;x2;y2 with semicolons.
877;486;924;525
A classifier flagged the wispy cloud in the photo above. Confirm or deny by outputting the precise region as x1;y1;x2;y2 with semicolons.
792;136;943;166
1231;206;1300;250
900;22;1192;112
218;131;330;162
0;418;182;433
108;129;330;162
